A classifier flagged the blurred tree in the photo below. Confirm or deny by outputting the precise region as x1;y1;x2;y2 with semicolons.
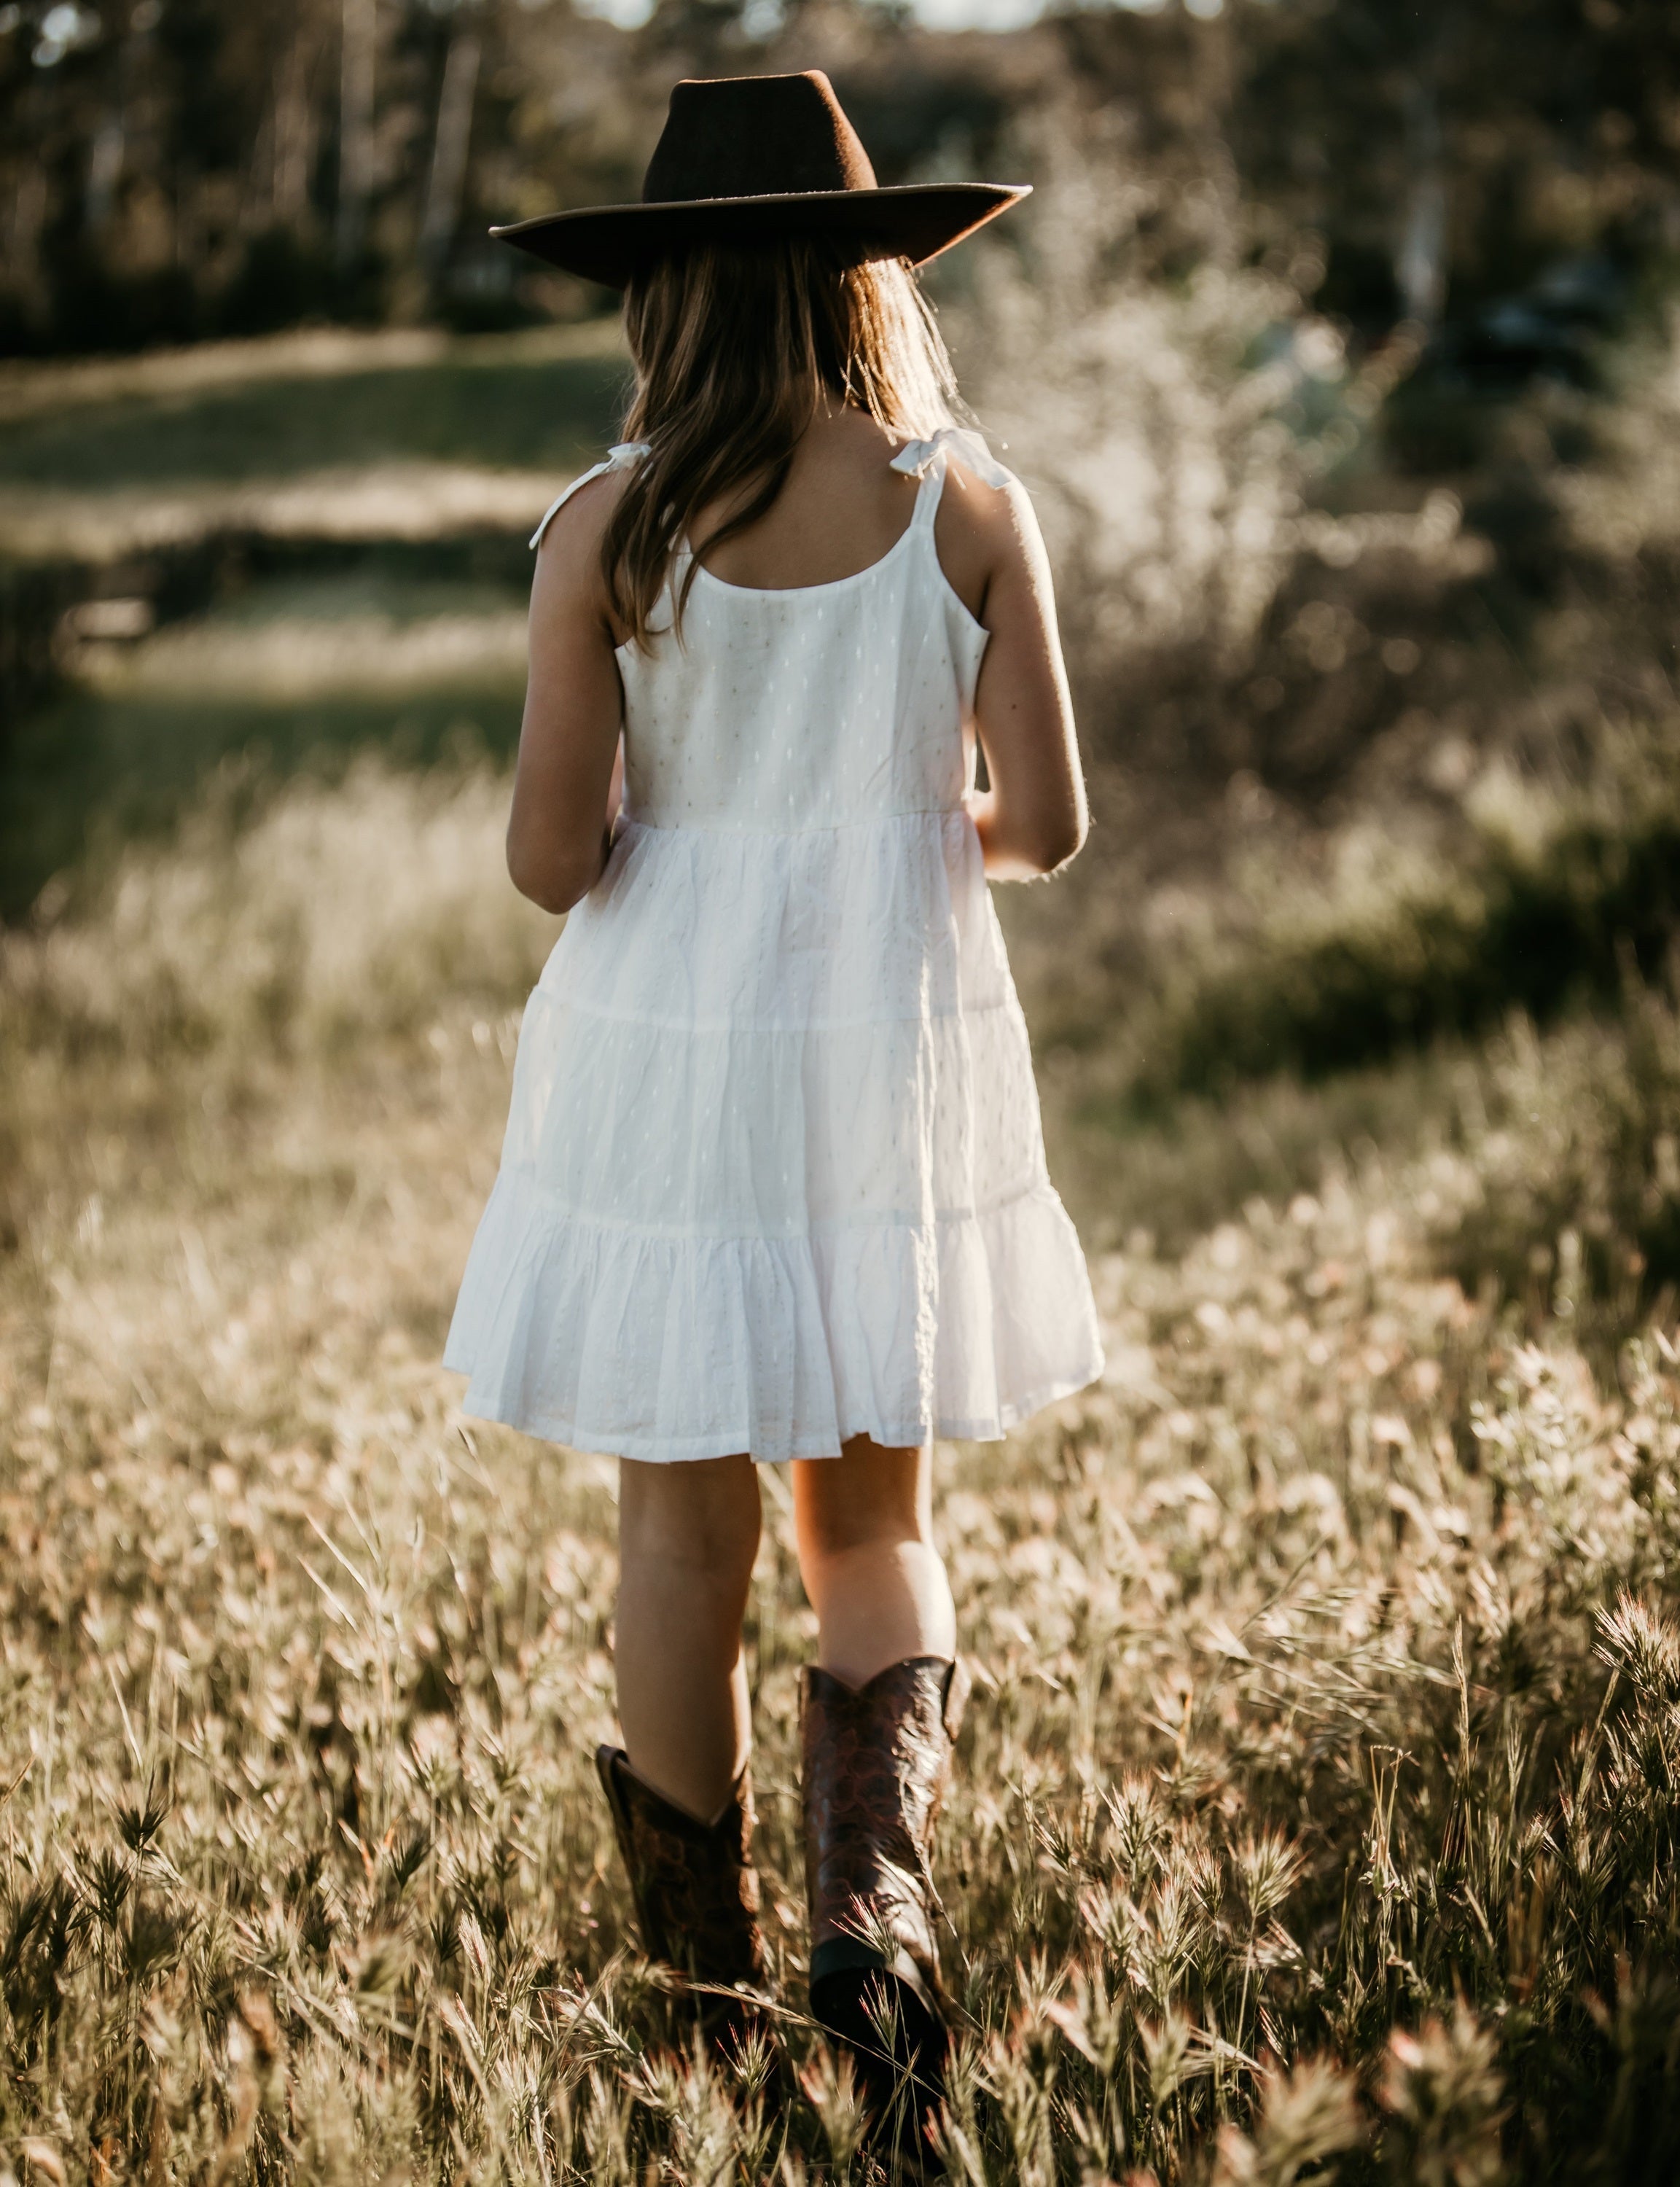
1231;0;1680;347
2;0;1679;359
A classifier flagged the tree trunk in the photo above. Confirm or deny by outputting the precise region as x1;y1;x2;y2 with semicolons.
421;25;481;279
273;28;316;231
337;0;376;270
87;115;125;231
1396;72;1447;328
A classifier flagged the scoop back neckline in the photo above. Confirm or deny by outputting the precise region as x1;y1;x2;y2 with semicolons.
687;510;920;601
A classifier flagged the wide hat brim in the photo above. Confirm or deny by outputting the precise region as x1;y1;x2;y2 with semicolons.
490;181;1030;290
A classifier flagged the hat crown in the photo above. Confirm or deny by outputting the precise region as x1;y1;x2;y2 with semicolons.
641;71;878;206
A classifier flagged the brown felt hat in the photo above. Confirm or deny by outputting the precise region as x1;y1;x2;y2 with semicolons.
490;70;1029;290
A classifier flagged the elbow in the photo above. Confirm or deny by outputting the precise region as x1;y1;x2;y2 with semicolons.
1026;804;1088;878
506;830;597;916
517;877;584;916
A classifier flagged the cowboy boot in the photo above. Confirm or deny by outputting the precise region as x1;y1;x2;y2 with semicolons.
595;1744;770;2059
800;1656;970;2160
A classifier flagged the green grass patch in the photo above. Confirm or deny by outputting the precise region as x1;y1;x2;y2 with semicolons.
2;687;523;918
1058;1042;1459;1252
0;349;630;488
1129;760;1680;1107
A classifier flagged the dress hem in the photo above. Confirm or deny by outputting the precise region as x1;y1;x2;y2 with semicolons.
441;1166;1106;1465
443;1354;1107;1465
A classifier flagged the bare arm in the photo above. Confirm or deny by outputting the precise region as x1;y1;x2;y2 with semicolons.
504;477;627;915
939;463;1087;880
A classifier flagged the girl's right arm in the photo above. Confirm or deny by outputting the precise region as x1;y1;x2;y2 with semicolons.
505;477;628;915
938;462;1089;881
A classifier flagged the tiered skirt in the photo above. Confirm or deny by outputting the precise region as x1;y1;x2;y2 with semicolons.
444;807;1103;1462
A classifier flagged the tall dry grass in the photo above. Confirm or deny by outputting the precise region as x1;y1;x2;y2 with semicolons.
5;754;1680;2183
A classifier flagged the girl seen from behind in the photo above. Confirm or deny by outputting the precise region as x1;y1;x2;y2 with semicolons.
445;69;1103;2163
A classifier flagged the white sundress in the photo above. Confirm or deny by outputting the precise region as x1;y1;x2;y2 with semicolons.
444;426;1104;1463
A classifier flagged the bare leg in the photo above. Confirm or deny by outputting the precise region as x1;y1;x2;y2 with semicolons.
616;1452;762;1821
792;1435;956;1686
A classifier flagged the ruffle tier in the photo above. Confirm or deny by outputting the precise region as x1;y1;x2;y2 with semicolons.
499;991;1047;1234
443;1167;1105;1463
552;806;1010;1029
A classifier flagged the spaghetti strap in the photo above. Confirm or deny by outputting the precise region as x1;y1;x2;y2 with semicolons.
530;441;651;550
891;426;1014;530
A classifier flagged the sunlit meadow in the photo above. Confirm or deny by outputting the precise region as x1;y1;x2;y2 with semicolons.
7;172;1680;2186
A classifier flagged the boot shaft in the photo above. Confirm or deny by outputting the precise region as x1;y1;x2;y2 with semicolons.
799;1656;969;1985
595;1745;767;1993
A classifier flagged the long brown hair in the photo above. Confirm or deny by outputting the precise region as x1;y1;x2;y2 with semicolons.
603;239;963;649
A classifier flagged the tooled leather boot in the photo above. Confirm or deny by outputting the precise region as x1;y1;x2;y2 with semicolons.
800;1656;970;2161
595;1744;770;2059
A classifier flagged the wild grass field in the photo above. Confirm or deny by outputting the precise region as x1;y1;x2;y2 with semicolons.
7;269;1680;2183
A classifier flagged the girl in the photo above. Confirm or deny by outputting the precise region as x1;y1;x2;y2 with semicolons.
445;68;1103;2150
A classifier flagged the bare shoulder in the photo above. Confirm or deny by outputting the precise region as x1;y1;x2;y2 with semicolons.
941;451;1036;541
531;462;631;635
932;450;1044;623
534;464;630;578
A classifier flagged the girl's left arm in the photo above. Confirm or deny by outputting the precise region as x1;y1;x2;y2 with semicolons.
505;475;627;915
939;464;1087;881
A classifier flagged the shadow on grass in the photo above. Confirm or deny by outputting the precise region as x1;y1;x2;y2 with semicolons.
1104;784;1680;1124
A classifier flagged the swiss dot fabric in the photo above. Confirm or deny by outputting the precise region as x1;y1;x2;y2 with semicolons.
445;429;1105;1462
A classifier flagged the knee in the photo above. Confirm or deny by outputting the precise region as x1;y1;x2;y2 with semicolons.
794;1439;926;1575
619;1458;762;1599
797;1497;912;1575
